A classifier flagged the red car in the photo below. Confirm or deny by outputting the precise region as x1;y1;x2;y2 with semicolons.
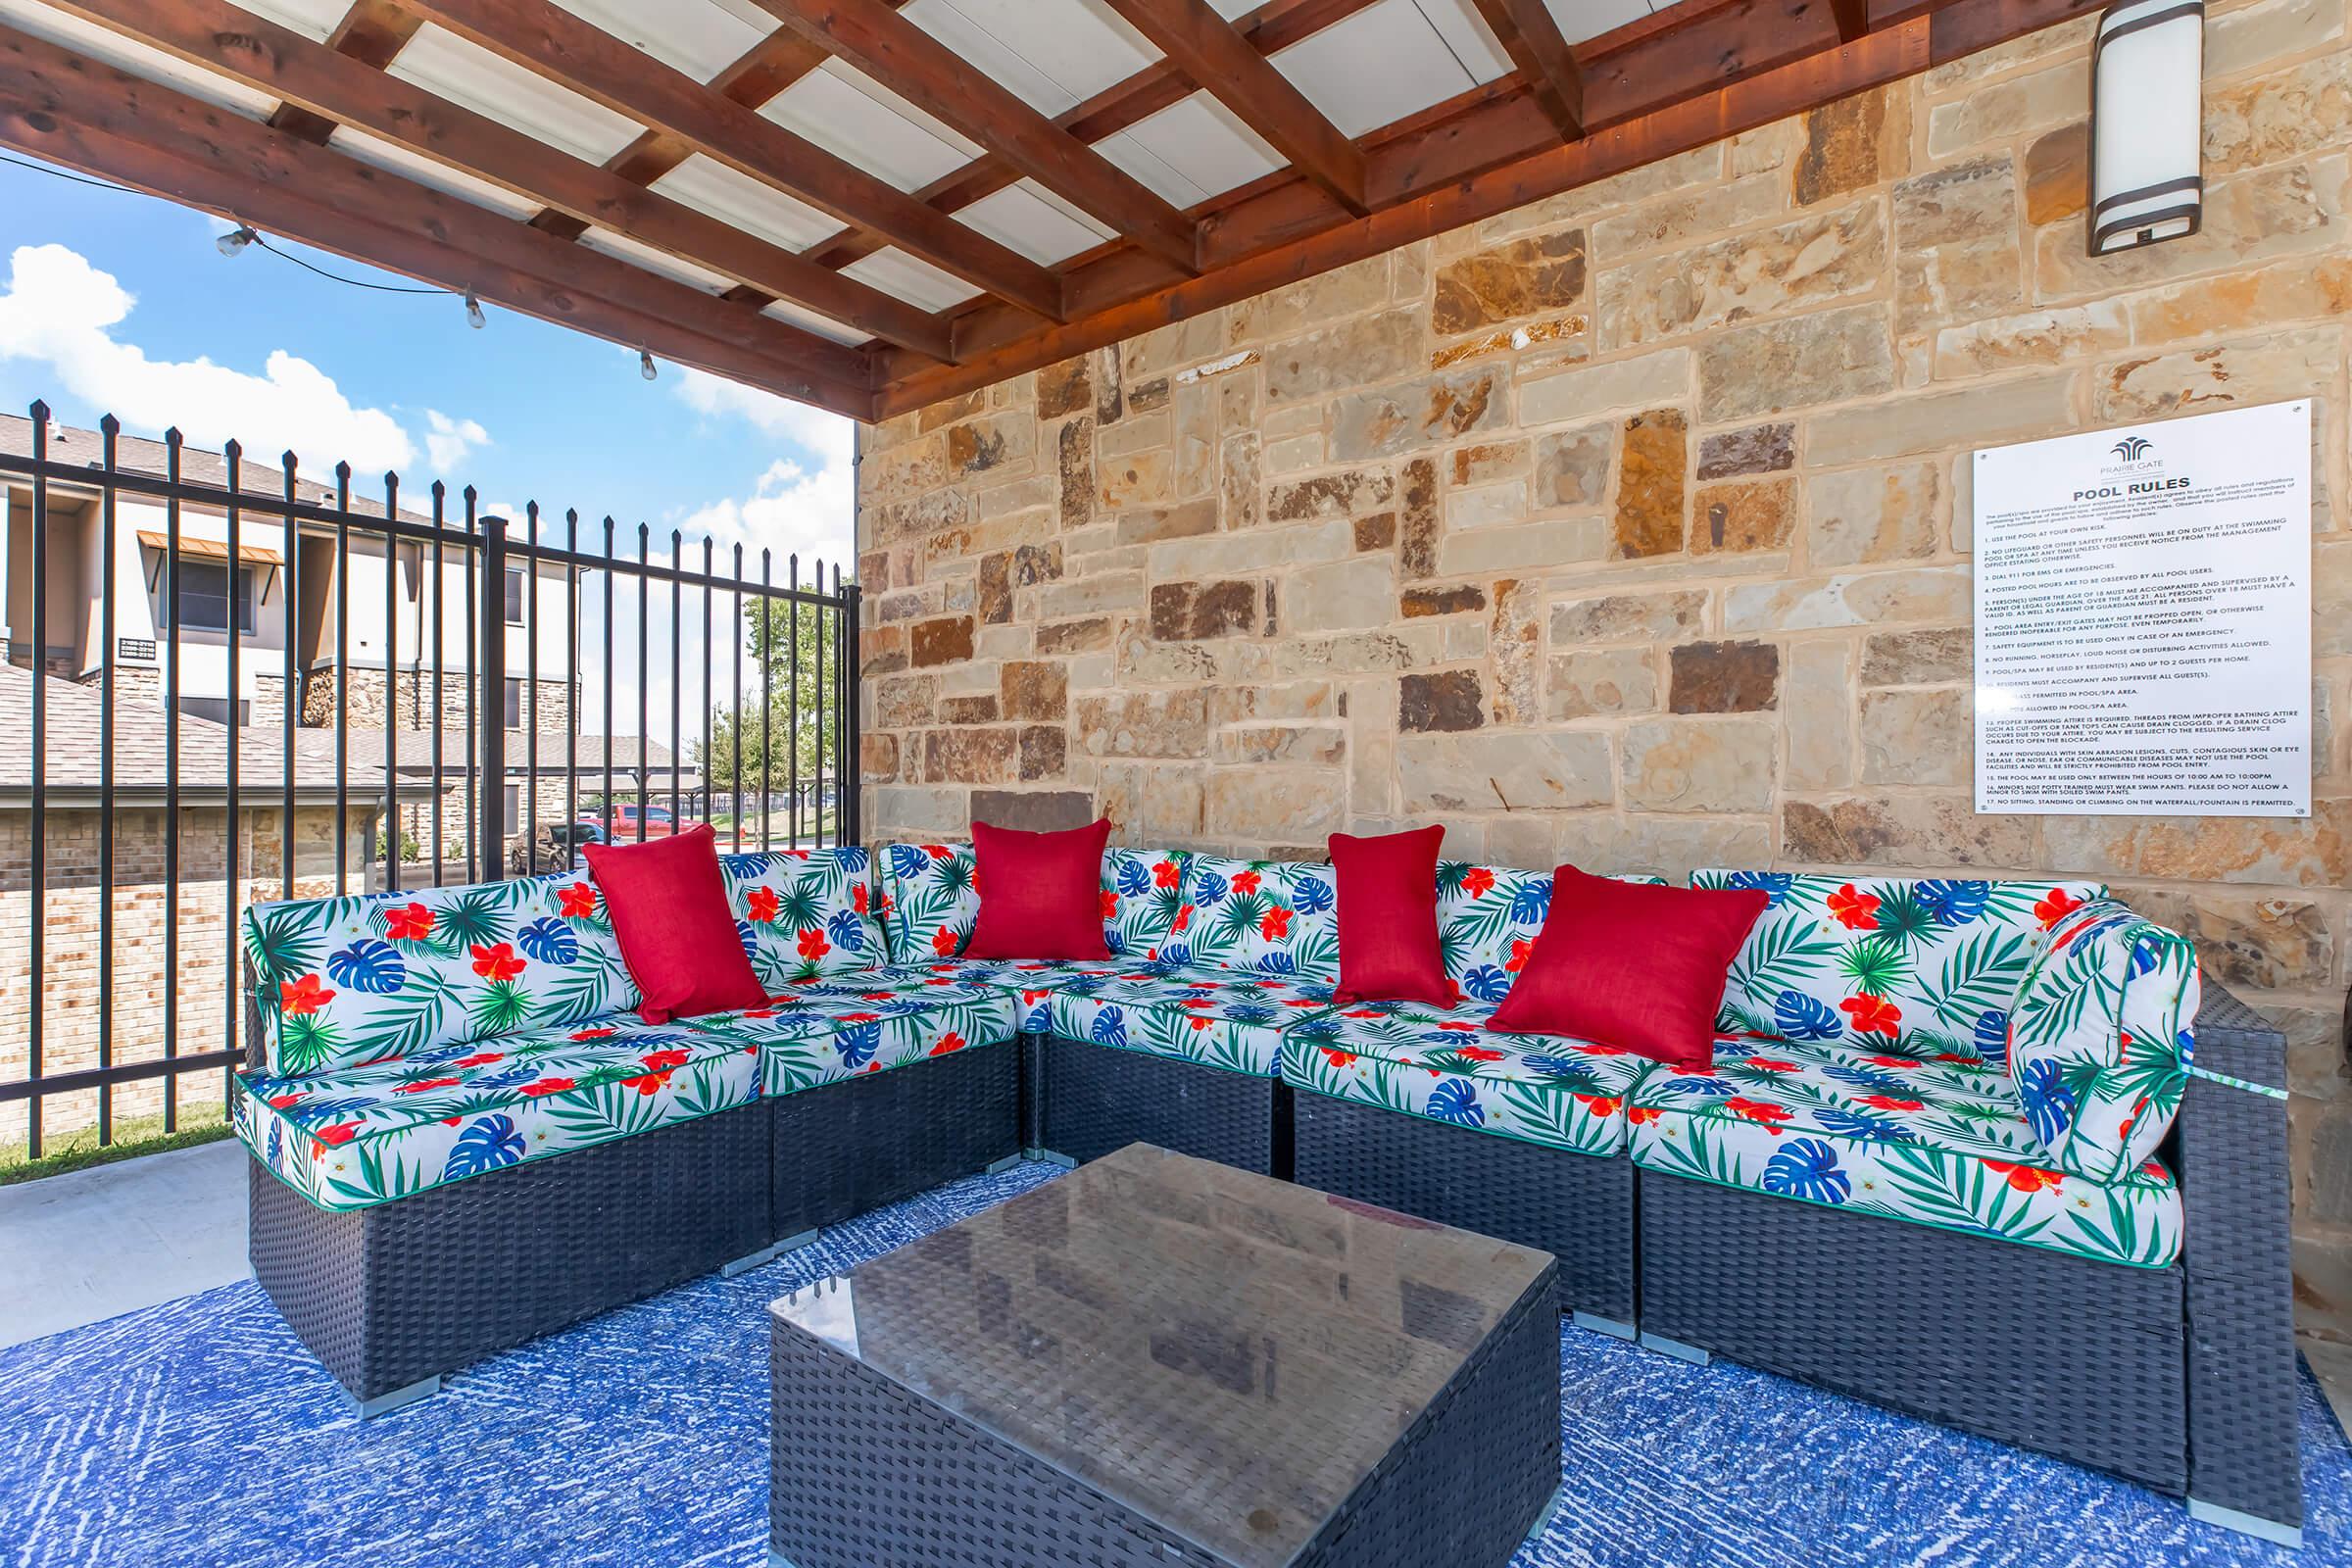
601;804;676;840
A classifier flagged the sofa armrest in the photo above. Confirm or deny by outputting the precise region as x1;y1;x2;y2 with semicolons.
2177;974;2302;1538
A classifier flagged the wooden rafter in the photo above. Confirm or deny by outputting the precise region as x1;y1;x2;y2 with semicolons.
1098;0;1367;216
753;0;1204;273
394;0;1068;322
1466;0;1587;139
801;0;1383;275
0;22;878;417
264;0;416;144
51;0;957;362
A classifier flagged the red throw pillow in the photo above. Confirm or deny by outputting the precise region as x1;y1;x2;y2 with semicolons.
583;823;766;1024
1486;864;1768;1072
1328;825;1450;1006
962;817;1114;960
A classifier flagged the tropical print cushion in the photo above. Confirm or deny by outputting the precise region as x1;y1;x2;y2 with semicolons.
245;872;640;1077
2007;899;2199;1182
1045;965;1337;1076
1436;862;1670;1003
893;957;1137;1031
876;843;1188;965
1280;1001;1658;1155
721;846;883;988
1157;857;1340;984
234;1012;759;1212
1693;871;2108;1060
1627;1037;2180;1266
678;971;1018;1097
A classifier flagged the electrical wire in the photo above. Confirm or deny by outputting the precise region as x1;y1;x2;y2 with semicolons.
1;149;453;298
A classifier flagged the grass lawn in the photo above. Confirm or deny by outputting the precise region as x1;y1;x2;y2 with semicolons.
2;1106;232;1187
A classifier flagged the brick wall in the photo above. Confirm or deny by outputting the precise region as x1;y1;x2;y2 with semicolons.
0;804;368;1150
858;6;2352;1334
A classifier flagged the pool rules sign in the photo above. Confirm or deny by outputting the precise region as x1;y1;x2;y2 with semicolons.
1973;400;2312;817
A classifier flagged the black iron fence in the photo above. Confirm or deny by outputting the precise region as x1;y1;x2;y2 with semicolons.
0;399;858;1160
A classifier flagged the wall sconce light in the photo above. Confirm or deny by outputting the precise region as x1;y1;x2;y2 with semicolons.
2090;0;2205;255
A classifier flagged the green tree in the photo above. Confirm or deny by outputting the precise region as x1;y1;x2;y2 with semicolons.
697;595;851;807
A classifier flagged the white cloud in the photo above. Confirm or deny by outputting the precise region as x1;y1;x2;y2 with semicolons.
672;365;854;473
421;409;491;472
0;243;492;478
675;455;854;577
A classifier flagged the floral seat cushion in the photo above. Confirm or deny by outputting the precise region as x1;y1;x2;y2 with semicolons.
1693;870;2108;1060
245;872;640;1077
235;1014;760;1213
878;842;1188;963
1044;965;1337;1076
721;846;885;989
1627;1038;2180;1267
1434;862;1669;1003
892;957;1138;1031
1280;1000;1659;1155
676;971;1019;1097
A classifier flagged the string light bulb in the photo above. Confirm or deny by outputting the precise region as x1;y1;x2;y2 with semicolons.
217;224;257;257
639;350;658;381
464;288;485;329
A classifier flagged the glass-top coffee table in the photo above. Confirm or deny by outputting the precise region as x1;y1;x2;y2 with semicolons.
768;1144;1561;1568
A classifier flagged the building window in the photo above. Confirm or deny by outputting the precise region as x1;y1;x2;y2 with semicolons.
502;676;524;729
503;565;526;625
503;784;520;836
174;561;256;634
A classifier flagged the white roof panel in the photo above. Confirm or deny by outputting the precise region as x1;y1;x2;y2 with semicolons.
1098;91;1283;209
762;61;978;193
549;0;774;83
390;24;645;166
761;298;871;349
651;155;847;254
327;126;544;220
0;0;276;119
842;247;983;314
955;179;1115;265
577;227;732;293
1415;0;1517;77
1542;0;1659;43
229;0;354;41
1270;0;1478;138
901;0;1157;116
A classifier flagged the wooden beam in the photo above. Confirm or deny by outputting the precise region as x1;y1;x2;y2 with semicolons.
55;0;956;361
396;0;1067;321
753;0;1203;273
1830;0;1876;39
266;0;416;143
1466;0;1587;139
1098;0;1367;215
873;0;2096;415
802;0;1381;274
0;23;877;417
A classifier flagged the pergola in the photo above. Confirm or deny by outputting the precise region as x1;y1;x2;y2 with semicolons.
0;0;2091;422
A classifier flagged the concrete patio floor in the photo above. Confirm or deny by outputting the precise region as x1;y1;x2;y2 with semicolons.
3;1137;2351;1456
0;1137;247;1349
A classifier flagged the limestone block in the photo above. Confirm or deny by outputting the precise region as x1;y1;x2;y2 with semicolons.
1621;717;1777;811
1399;732;1614;811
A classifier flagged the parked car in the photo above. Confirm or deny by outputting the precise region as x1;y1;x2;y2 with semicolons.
508;820;605;876
601;804;676;841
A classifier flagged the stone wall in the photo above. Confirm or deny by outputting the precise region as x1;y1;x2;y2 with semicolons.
857;3;2352;1335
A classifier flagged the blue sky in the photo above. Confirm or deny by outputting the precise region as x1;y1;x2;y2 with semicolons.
0;152;857;741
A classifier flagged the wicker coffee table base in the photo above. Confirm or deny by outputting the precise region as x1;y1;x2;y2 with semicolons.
767;1256;1562;1568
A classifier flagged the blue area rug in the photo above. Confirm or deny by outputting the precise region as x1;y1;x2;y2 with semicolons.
1;1160;2344;1567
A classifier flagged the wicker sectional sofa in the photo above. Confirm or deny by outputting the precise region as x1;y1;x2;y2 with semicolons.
230;839;2301;1544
